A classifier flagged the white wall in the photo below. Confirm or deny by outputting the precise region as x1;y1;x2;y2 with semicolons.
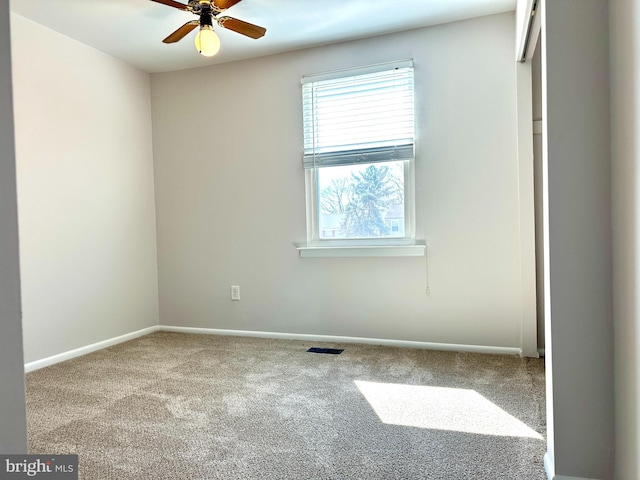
0;2;27;454
10;14;160;364
610;0;640;478
151;13;530;351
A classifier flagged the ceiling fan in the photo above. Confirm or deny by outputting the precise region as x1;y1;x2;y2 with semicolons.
150;0;266;57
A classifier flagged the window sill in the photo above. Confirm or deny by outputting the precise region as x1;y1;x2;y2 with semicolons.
297;243;426;258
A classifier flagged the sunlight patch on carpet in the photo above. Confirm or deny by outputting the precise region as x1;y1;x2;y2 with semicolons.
354;381;543;439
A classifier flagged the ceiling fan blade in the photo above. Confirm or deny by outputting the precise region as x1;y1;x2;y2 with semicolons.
217;17;266;39
213;0;243;10
150;0;189;11
163;21;199;43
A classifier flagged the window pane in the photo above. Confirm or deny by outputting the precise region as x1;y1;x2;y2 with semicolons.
317;161;405;239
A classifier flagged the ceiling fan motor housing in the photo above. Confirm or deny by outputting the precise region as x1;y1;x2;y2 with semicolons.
189;0;223;15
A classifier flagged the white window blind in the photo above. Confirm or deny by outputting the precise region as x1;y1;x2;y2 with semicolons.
302;60;415;169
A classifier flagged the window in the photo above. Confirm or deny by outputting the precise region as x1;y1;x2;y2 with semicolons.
301;60;416;252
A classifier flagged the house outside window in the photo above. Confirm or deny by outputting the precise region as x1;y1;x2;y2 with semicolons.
302;60;416;249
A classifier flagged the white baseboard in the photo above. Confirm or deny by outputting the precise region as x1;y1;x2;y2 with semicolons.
23;325;523;373
545;452;555;479
544;452;602;480
159;326;523;356
551;476;602;480
24;326;159;373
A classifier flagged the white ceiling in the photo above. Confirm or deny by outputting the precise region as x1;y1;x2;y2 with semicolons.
9;0;516;73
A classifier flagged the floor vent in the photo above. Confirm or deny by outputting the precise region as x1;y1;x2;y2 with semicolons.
307;347;344;355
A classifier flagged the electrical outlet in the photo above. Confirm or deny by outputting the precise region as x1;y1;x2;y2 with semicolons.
230;285;240;301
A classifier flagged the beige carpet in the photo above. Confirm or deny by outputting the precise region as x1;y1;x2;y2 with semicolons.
26;332;546;479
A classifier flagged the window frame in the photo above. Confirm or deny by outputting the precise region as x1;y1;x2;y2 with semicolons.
304;159;416;248
300;60;419;252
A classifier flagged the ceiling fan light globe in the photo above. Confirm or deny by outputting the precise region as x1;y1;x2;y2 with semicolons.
195;26;220;57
